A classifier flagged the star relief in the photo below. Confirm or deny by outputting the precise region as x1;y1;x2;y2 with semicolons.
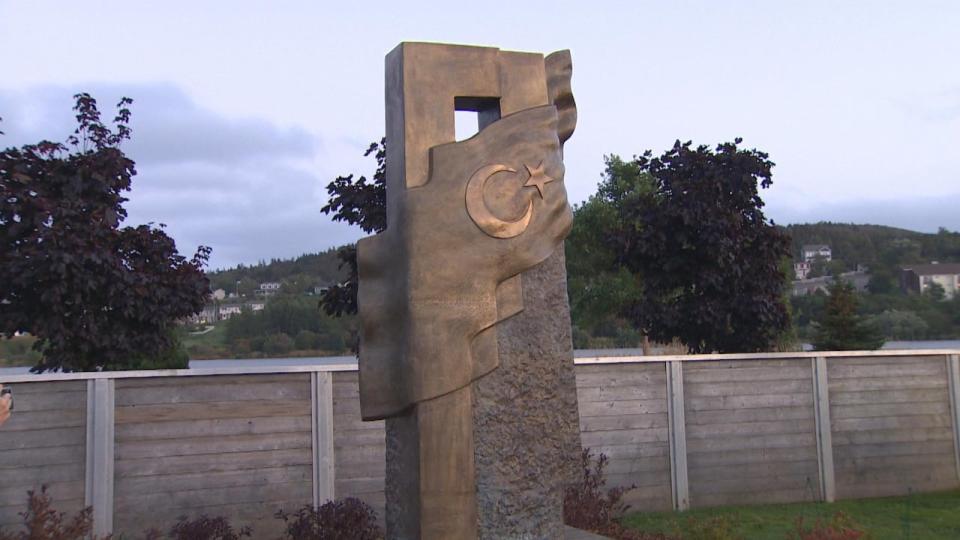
523;161;554;198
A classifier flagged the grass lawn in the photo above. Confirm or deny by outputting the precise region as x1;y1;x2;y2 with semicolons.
622;489;960;539
179;323;229;357
0;335;40;367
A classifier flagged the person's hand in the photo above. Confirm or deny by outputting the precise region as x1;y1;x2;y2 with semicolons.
0;384;11;427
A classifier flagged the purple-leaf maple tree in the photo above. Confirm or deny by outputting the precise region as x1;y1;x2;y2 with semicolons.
0;93;211;372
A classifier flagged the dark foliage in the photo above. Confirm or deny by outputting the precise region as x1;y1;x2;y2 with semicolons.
318;139;386;317
573;140;792;353
318;245;359;318
812;280;885;351
564;448;633;533
0;489;383;540
563;449;672;539
274;499;383;540
0;486;103;540
0;94;210;372
157;515;251;540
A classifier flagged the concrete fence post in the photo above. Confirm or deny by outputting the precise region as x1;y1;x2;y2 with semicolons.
666;360;689;510
811;357;836;502
311;371;336;507
947;354;960;481
85;378;115;537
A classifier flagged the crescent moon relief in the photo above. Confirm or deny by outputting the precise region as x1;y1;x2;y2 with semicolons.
465;162;555;239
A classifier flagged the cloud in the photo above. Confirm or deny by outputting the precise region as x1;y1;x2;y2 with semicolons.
1;84;365;269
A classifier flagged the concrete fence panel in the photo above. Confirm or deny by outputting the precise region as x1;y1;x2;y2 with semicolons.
682;358;820;508
2;350;960;535
112;374;314;537
827;355;958;500
0;380;87;529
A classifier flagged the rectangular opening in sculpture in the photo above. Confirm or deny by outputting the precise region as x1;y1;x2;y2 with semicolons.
454;96;501;140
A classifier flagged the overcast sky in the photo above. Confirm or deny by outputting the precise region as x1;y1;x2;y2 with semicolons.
2;1;958;269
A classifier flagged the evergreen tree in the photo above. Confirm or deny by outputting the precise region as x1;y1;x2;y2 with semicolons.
812;280;885;351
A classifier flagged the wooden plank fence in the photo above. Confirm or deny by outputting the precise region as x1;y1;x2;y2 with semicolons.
2;351;959;537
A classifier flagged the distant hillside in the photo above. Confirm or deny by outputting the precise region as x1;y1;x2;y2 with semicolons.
204;223;960;298
782;222;960;270
206;246;350;297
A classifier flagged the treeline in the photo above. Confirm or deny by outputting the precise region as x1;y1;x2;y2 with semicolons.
783;223;960;283
207;247;348;297
221;296;353;356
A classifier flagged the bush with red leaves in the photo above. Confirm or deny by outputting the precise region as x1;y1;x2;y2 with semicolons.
275;498;383;540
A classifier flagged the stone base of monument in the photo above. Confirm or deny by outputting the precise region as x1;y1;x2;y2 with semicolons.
564;525;614;540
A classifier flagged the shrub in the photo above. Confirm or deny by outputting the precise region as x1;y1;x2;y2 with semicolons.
294;330;320;350
275;499;383;540
565;448;631;531
0;486;101;540
263;333;293;355
229;338;252;355
162;515;251;540
563;448;668;540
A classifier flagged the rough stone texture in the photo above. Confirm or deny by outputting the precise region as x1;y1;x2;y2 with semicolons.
473;246;583;539
384;414;419;539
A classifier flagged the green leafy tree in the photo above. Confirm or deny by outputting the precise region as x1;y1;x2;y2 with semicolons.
565;157;645;348
0;94;210;372
223;296;351;356
812;280;884;350
865;309;929;340
576;140;791;353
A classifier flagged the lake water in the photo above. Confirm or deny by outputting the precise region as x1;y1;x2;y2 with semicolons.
3;342;959;377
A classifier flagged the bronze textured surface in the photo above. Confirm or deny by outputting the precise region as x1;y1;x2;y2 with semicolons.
358;104;572;420
358;42;580;539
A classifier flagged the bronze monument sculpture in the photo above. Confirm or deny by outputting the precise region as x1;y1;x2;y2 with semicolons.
358;42;582;539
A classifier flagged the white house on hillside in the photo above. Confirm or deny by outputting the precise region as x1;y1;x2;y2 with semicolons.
255;282;282;297
802;244;832;263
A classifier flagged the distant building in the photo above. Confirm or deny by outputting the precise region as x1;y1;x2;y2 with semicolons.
802;244;832;263
794;261;811;280
211;288;226;300
188;304;220;324
900;263;960;299
219;304;243;320
791;270;870;297
255;282;282;297
188;301;268;322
